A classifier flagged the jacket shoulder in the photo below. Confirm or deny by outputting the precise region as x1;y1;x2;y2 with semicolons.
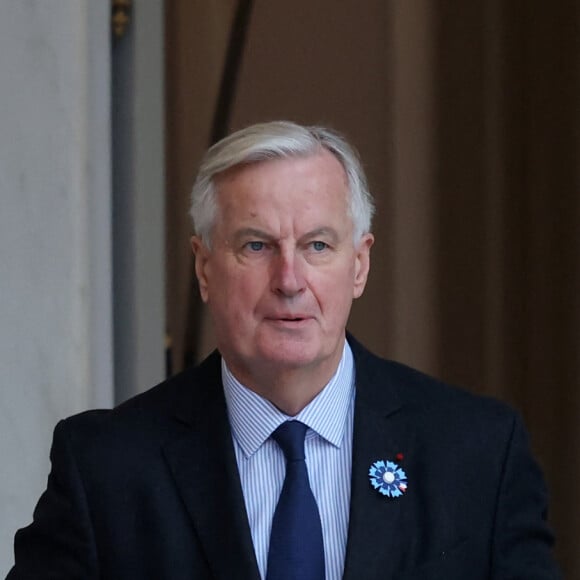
60;351;223;447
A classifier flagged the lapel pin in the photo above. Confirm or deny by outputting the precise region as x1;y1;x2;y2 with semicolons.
369;459;408;497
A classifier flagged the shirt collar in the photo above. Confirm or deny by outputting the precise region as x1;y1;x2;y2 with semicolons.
222;340;355;458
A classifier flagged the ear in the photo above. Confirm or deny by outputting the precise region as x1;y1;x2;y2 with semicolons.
191;236;211;302
353;233;374;299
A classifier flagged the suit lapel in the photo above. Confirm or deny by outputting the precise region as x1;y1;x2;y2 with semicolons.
163;354;261;580
160;340;418;579
343;339;415;580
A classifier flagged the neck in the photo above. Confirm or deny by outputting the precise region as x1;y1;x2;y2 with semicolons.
226;353;343;416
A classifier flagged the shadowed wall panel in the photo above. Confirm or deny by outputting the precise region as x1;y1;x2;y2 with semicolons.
165;0;238;370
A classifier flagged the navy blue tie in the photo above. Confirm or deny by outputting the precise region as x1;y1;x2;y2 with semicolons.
266;421;325;580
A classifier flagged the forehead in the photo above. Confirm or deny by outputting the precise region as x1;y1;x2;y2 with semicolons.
214;150;349;205
210;153;355;245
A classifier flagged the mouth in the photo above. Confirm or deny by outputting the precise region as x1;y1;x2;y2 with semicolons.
266;315;313;325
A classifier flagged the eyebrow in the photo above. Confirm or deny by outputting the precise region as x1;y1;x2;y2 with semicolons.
233;227;340;244
300;227;339;242
233;228;276;242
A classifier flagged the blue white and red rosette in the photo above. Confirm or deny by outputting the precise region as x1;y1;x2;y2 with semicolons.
369;460;408;497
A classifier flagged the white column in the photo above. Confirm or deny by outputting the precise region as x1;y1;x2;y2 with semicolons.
0;1;113;573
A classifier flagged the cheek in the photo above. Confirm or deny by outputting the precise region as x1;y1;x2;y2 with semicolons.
315;265;357;313
209;266;269;316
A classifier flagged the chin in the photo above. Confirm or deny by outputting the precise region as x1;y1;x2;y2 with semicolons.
255;338;327;370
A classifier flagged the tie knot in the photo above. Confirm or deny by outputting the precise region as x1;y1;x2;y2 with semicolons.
272;421;307;462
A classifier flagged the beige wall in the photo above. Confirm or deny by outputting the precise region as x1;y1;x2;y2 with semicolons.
0;2;113;574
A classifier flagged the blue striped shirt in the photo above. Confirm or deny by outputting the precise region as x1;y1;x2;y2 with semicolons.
222;341;355;580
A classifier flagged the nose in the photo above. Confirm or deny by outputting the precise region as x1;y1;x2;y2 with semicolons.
271;249;306;297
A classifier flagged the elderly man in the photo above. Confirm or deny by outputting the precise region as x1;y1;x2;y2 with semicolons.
9;121;559;579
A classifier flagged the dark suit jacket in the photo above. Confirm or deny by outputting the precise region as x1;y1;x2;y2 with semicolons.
8;337;560;579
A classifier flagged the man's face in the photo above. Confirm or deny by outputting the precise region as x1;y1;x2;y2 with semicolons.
191;150;373;389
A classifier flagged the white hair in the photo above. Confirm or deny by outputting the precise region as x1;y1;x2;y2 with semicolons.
190;121;375;246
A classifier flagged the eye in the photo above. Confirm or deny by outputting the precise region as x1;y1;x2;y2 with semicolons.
246;241;265;252
311;241;328;252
